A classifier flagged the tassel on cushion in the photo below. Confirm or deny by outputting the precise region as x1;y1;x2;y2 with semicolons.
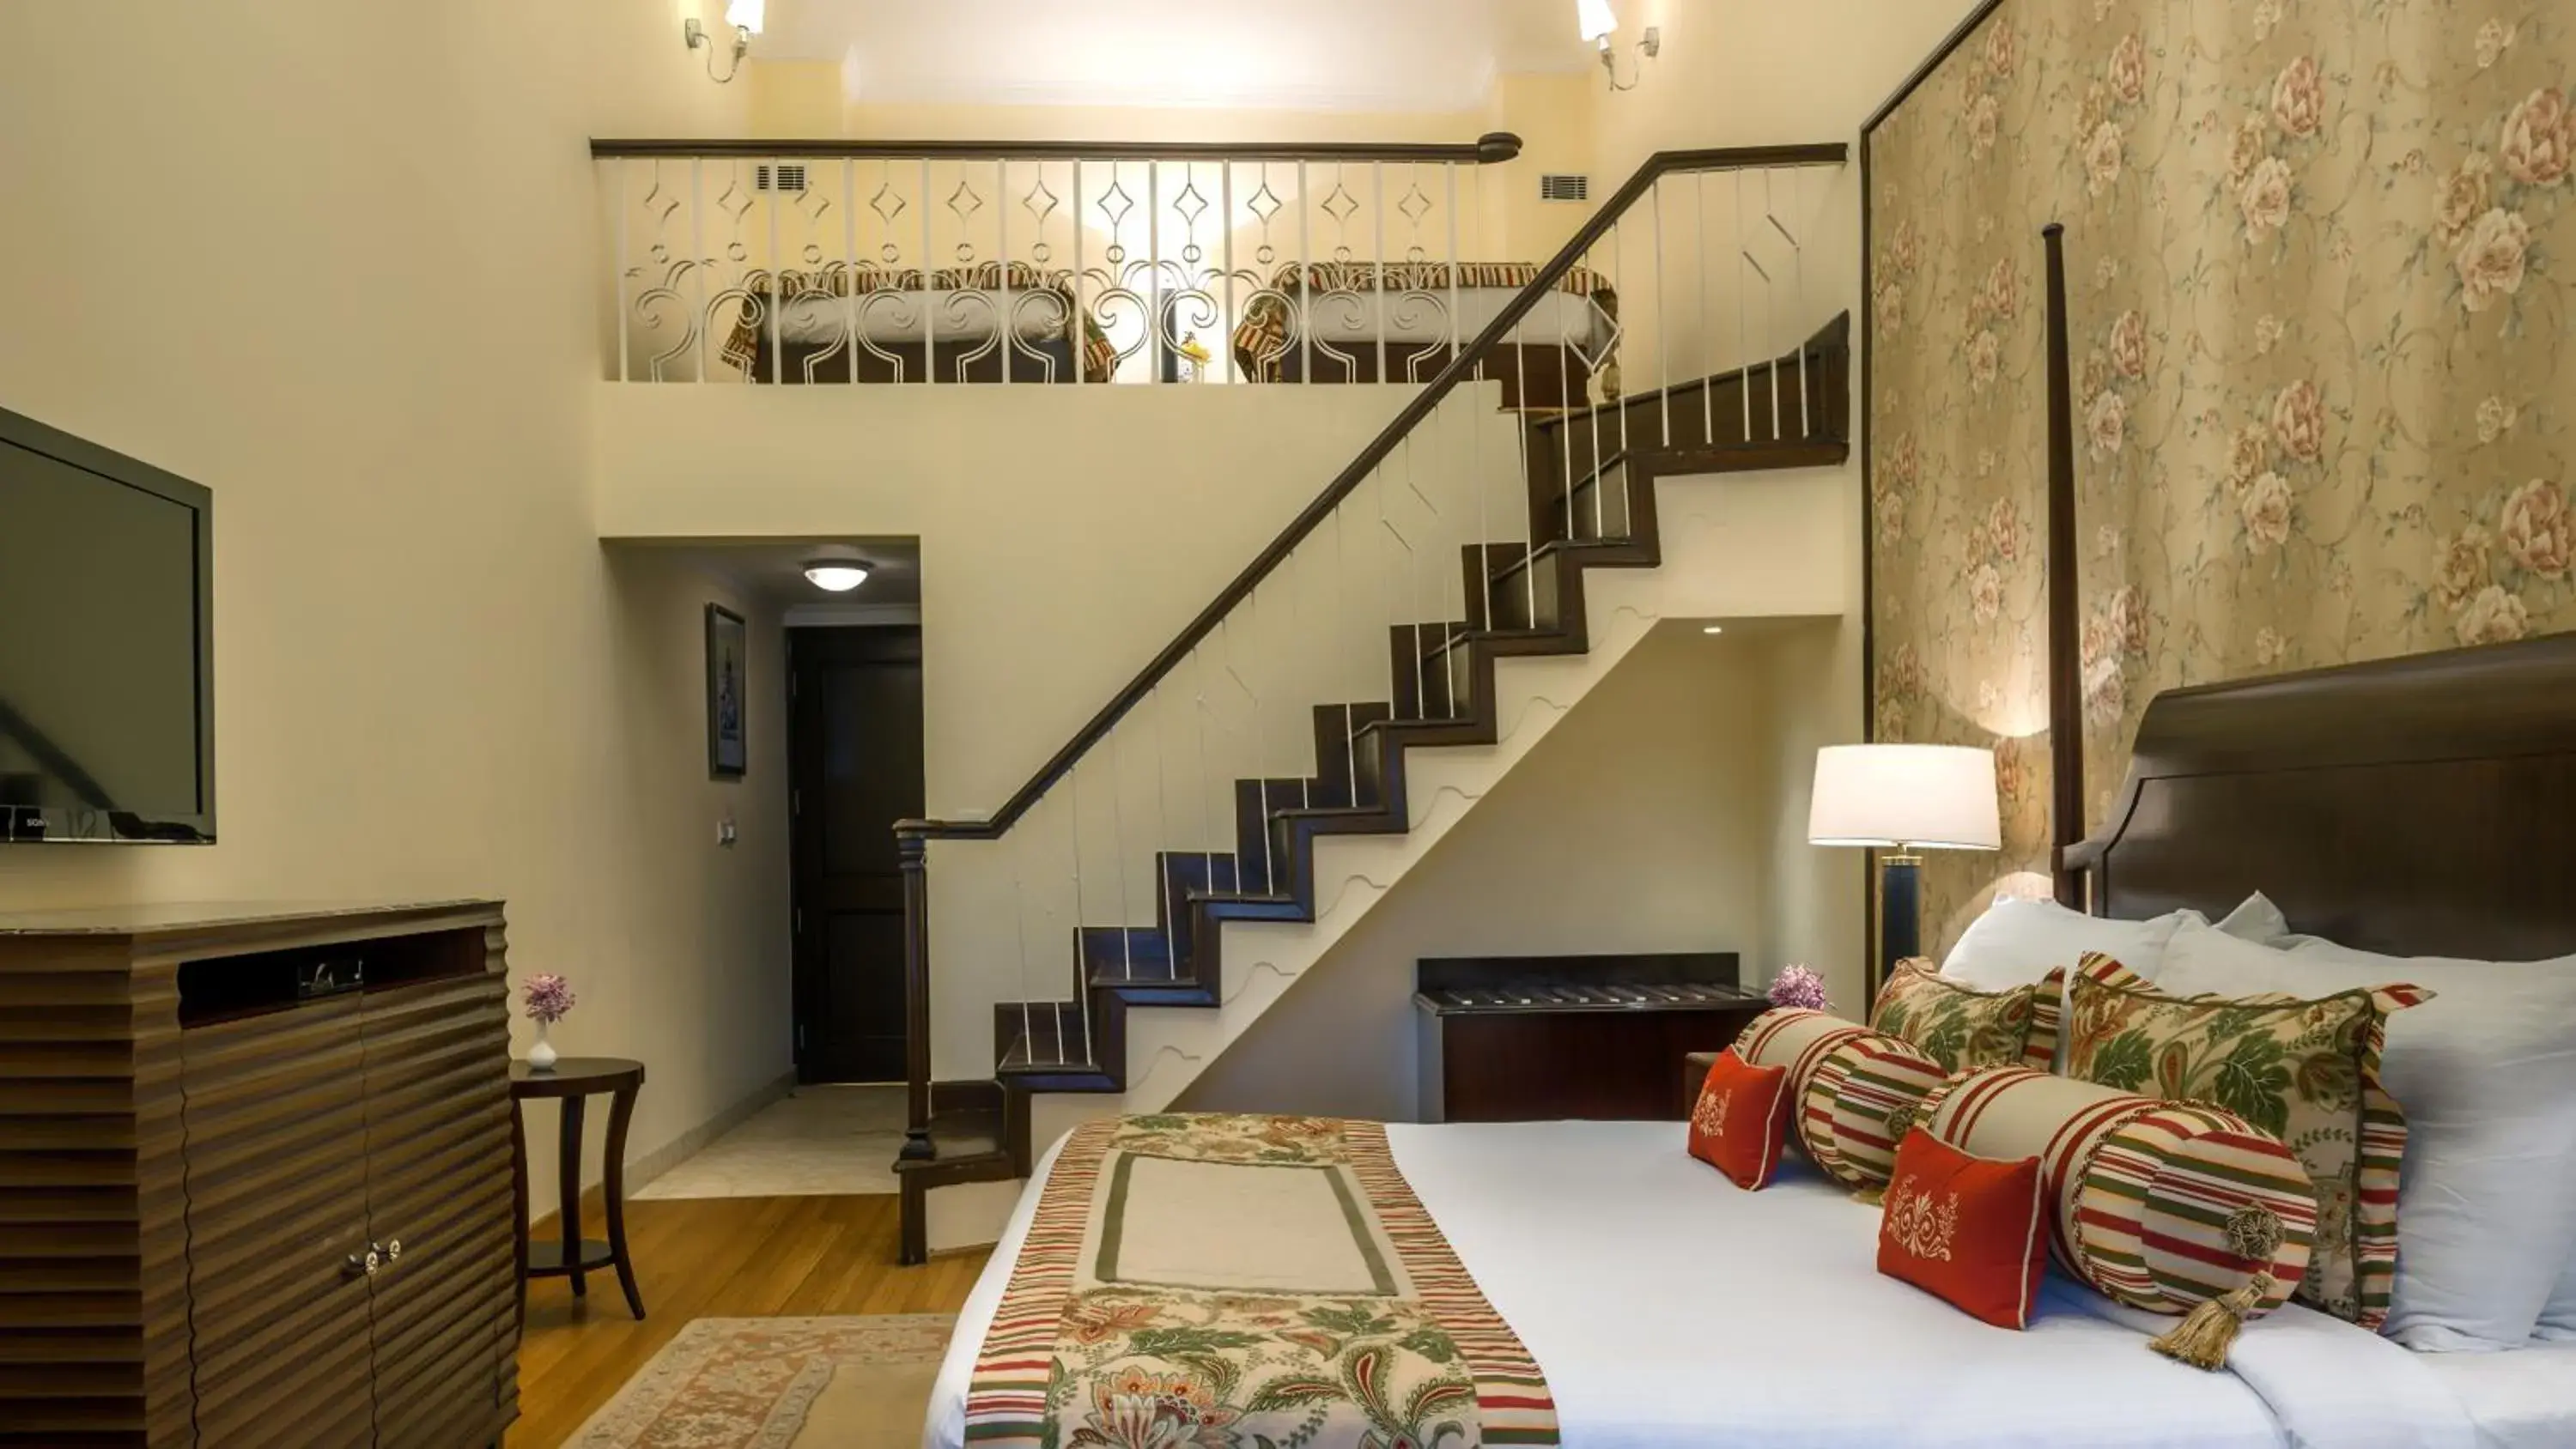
2150;1273;2275;1370
2149;1207;2288;1370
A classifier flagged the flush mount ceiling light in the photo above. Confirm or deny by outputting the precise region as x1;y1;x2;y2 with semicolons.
683;0;764;83
1577;0;1661;92
802;558;872;592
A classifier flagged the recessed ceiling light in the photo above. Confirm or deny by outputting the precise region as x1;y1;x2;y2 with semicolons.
1703;624;1725;634
804;560;872;592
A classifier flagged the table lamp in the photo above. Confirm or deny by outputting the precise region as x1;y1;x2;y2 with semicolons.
1808;744;2002;988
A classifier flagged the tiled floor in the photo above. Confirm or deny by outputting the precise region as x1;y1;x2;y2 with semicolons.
632;1082;906;1199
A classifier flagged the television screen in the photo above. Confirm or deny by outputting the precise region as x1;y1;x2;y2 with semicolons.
0;409;213;843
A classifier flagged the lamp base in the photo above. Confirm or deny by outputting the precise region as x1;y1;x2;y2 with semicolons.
1877;852;1923;988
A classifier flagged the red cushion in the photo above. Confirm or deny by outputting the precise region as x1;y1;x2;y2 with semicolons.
1686;1049;1793;1189
1876;1128;2048;1329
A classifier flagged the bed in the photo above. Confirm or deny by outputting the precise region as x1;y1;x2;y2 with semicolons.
1221;262;1620;408
934;1118;2531;1449
925;632;2576;1449
719;261;1117;385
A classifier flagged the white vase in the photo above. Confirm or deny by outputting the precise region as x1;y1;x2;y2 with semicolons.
528;1021;558;1072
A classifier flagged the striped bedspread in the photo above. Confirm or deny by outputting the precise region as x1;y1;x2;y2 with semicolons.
963;1113;1558;1447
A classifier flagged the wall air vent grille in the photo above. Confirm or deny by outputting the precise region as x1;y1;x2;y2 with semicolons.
756;163;808;193
1539;173;1589;203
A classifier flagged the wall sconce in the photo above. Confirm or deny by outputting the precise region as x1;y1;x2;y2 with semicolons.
684;0;764;83
1577;1;1660;92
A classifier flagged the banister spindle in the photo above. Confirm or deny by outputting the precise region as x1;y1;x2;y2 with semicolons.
615;160;631;384
1297;160;1312;386
1066;761;1092;1065
1741;169;1762;442
768;154;783;386
842;157;860;385
1698;170;1713;446
1109;717;1135;979
690;156;708;384
1072;158;1087;385
1011;867;1038;1063
998;157;1012;383
920;157;934;385
1653;181;1668;451
1371;161;1388;385
1765;167;1783;441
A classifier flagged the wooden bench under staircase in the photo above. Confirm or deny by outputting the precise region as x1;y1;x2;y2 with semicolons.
894;143;1853;1263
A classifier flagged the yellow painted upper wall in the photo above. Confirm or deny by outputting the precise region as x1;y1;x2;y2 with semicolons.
731;57;1609;268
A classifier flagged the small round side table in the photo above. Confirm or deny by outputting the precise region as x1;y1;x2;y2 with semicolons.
509;1056;647;1322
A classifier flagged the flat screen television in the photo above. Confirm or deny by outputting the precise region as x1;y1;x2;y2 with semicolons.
0;406;215;843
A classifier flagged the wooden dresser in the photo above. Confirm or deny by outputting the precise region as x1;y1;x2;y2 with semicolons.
0;900;520;1448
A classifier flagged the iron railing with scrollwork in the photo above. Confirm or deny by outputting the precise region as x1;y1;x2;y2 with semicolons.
592;134;1536;386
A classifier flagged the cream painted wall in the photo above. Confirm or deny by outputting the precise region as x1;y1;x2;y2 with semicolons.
595;383;1475;818
1178;616;1862;1121
0;0;787;1220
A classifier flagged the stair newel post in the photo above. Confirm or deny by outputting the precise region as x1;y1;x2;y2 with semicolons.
896;825;936;1162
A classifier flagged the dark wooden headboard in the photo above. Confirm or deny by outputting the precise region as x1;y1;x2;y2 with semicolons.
2058;627;2576;960
2038;223;2576;960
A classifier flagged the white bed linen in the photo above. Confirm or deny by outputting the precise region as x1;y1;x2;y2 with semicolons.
1291;289;1613;358
773;287;1072;346
926;1120;2486;1449
2418;1342;2576;1449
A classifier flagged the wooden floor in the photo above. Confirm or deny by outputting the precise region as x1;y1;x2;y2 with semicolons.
510;1191;987;1447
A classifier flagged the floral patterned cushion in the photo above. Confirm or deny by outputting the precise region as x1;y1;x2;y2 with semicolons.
1870;957;2064;1072
2063;952;2430;1329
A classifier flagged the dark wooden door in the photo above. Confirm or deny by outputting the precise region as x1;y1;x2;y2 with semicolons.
790;625;926;1083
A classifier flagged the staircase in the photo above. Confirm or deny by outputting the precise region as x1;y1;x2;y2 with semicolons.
894;143;1854;1262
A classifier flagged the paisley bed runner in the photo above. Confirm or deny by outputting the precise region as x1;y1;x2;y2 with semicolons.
962;1113;1559;1446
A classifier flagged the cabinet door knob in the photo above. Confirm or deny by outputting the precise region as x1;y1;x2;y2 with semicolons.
345;1249;381;1280
384;1238;404;1262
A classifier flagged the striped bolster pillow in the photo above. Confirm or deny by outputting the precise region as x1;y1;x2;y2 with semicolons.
1735;1009;1949;1192
1919;1065;2318;1337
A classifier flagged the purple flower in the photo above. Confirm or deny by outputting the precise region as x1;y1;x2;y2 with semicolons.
521;973;576;1025
1767;963;1831;1013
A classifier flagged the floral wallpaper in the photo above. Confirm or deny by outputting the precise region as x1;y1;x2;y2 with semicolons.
1868;0;2573;952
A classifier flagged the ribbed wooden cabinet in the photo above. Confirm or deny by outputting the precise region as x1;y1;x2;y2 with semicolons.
0;900;520;1448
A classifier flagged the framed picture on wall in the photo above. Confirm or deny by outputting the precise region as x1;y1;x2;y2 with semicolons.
706;603;749;779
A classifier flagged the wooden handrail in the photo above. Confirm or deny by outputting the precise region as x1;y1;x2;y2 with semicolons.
891;140;1848;846
592;133;1525;163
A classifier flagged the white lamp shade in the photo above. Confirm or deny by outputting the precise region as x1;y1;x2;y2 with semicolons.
1576;0;1618;42
1807;744;2001;851
726;0;764;34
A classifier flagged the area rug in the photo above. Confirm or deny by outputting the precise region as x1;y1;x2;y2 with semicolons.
566;1314;955;1448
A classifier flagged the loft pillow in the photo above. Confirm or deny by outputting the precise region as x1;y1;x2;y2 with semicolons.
1937;894;2296;991
2159;921;2576;1350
